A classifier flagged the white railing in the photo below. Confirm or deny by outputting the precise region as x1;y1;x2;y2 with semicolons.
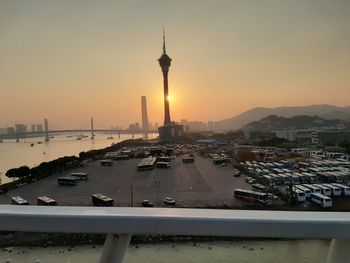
0;205;350;263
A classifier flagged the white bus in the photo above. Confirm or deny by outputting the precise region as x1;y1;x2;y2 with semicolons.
292;188;306;202
331;183;350;196
303;184;322;194
310;193;332;208
322;184;341;197
314;184;332;196
294;185;312;198
234;189;268;204
37;196;57;206
70;172;88;180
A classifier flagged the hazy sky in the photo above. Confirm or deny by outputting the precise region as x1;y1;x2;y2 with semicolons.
1;1;350;129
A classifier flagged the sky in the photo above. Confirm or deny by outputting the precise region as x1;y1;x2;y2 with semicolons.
1;0;350;129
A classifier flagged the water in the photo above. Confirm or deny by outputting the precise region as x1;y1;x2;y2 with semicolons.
0;240;330;263
0;133;157;184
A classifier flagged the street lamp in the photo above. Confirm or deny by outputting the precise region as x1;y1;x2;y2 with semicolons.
154;180;160;206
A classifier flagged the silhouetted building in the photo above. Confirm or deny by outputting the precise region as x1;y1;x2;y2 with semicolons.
7;127;15;135
36;124;43;132
141;96;149;131
31;124;36;132
15;124;27;134
157;29;184;142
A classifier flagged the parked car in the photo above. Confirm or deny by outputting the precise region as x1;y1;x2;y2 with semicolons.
245;177;253;183
164;197;176;205
233;171;241;177
247;178;256;184
141;200;154;207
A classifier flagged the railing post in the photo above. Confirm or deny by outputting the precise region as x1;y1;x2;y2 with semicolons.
99;234;132;263
326;239;350;263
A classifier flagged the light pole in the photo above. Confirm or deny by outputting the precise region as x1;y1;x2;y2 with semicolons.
155;180;160;206
130;184;133;207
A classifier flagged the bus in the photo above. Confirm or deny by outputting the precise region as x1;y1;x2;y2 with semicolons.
100;160;113;166
302;172;317;183
252;183;267;193
271;174;283;185
292;188;306;202
294;185;312;198
70;172;88;180
11;196;29;205
137;157;157;171
158;156;172;163
295;173;309;184
37;196;57;206
58;177;77;186
92;194;114;206
322;184;341;197
234;189;268;204
310;193;332;208
156;161;171;168
331;183;350;196
303;184;322;194
314;184;332;196
291;174;301;185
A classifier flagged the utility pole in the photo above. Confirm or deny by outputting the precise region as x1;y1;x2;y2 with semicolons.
130;185;134;207
155;180;160;206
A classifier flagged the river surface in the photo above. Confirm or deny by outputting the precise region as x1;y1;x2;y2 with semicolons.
0;240;330;263
0;133;157;184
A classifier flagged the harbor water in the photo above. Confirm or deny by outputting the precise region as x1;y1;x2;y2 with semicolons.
0;133;157;184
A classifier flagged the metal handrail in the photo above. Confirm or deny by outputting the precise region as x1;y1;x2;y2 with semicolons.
0;205;349;263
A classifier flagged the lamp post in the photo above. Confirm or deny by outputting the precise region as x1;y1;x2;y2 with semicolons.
154;180;160;206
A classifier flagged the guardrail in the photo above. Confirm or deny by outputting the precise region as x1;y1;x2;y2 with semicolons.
0;205;349;263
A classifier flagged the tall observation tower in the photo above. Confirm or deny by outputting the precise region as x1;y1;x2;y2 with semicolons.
158;29;172;125
157;29;184;142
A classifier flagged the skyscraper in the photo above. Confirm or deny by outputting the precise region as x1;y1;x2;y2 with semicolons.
157;29;184;142
141;96;149;131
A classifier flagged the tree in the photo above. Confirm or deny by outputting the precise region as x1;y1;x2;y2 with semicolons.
5;166;30;179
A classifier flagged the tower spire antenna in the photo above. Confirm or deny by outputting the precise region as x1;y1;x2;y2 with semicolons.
163;25;166;54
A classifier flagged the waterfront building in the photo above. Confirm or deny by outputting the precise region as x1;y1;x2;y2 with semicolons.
141;96;149;131
15;124;27;134
31;124;36;132
36;124;43;132
7;127;15;135
157;29;184;142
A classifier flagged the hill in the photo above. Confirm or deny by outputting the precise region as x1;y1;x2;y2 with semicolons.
214;105;350;130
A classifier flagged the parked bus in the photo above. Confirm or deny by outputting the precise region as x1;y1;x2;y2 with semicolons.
70;172;88;180
294;185;312;199
331;183;350;196
291;174;301;185
302;172;317;183
292;188;306;202
314;184;332;196
271;174;283;185
158;156;172;163
58;177;77;186
234;189;268;204
100;160;113;166
322;184;341;197
310;193;332;208
295;173;309;184
303;184;322;194
37;196;57;206
11;196;29;205
92;194;114;206
156;161;171;168
252;184;267;193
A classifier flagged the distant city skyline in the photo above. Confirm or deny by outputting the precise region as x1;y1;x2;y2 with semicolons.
1;1;350;128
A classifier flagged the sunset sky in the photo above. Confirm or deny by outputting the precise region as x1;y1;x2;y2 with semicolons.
1;1;350;129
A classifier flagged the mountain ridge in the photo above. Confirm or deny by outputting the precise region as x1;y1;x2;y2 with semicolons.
214;104;350;130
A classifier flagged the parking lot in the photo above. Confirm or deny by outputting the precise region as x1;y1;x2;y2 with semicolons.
0;155;252;207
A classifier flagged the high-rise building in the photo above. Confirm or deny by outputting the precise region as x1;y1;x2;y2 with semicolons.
36;124;43;132
31;124;36;132
15;124;27;134
141;96;149;131
157;29;184;142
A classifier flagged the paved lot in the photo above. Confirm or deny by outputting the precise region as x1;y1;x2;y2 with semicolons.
0;156;251;207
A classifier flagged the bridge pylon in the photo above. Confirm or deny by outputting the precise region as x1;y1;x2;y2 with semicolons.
91;117;95;139
44;118;49;142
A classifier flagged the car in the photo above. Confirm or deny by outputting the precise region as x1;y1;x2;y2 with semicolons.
141;200;154;207
267;193;279;201
163;197;176;205
247;179;256;184
245;177;253;183
221;163;228;167
233;171;241;177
